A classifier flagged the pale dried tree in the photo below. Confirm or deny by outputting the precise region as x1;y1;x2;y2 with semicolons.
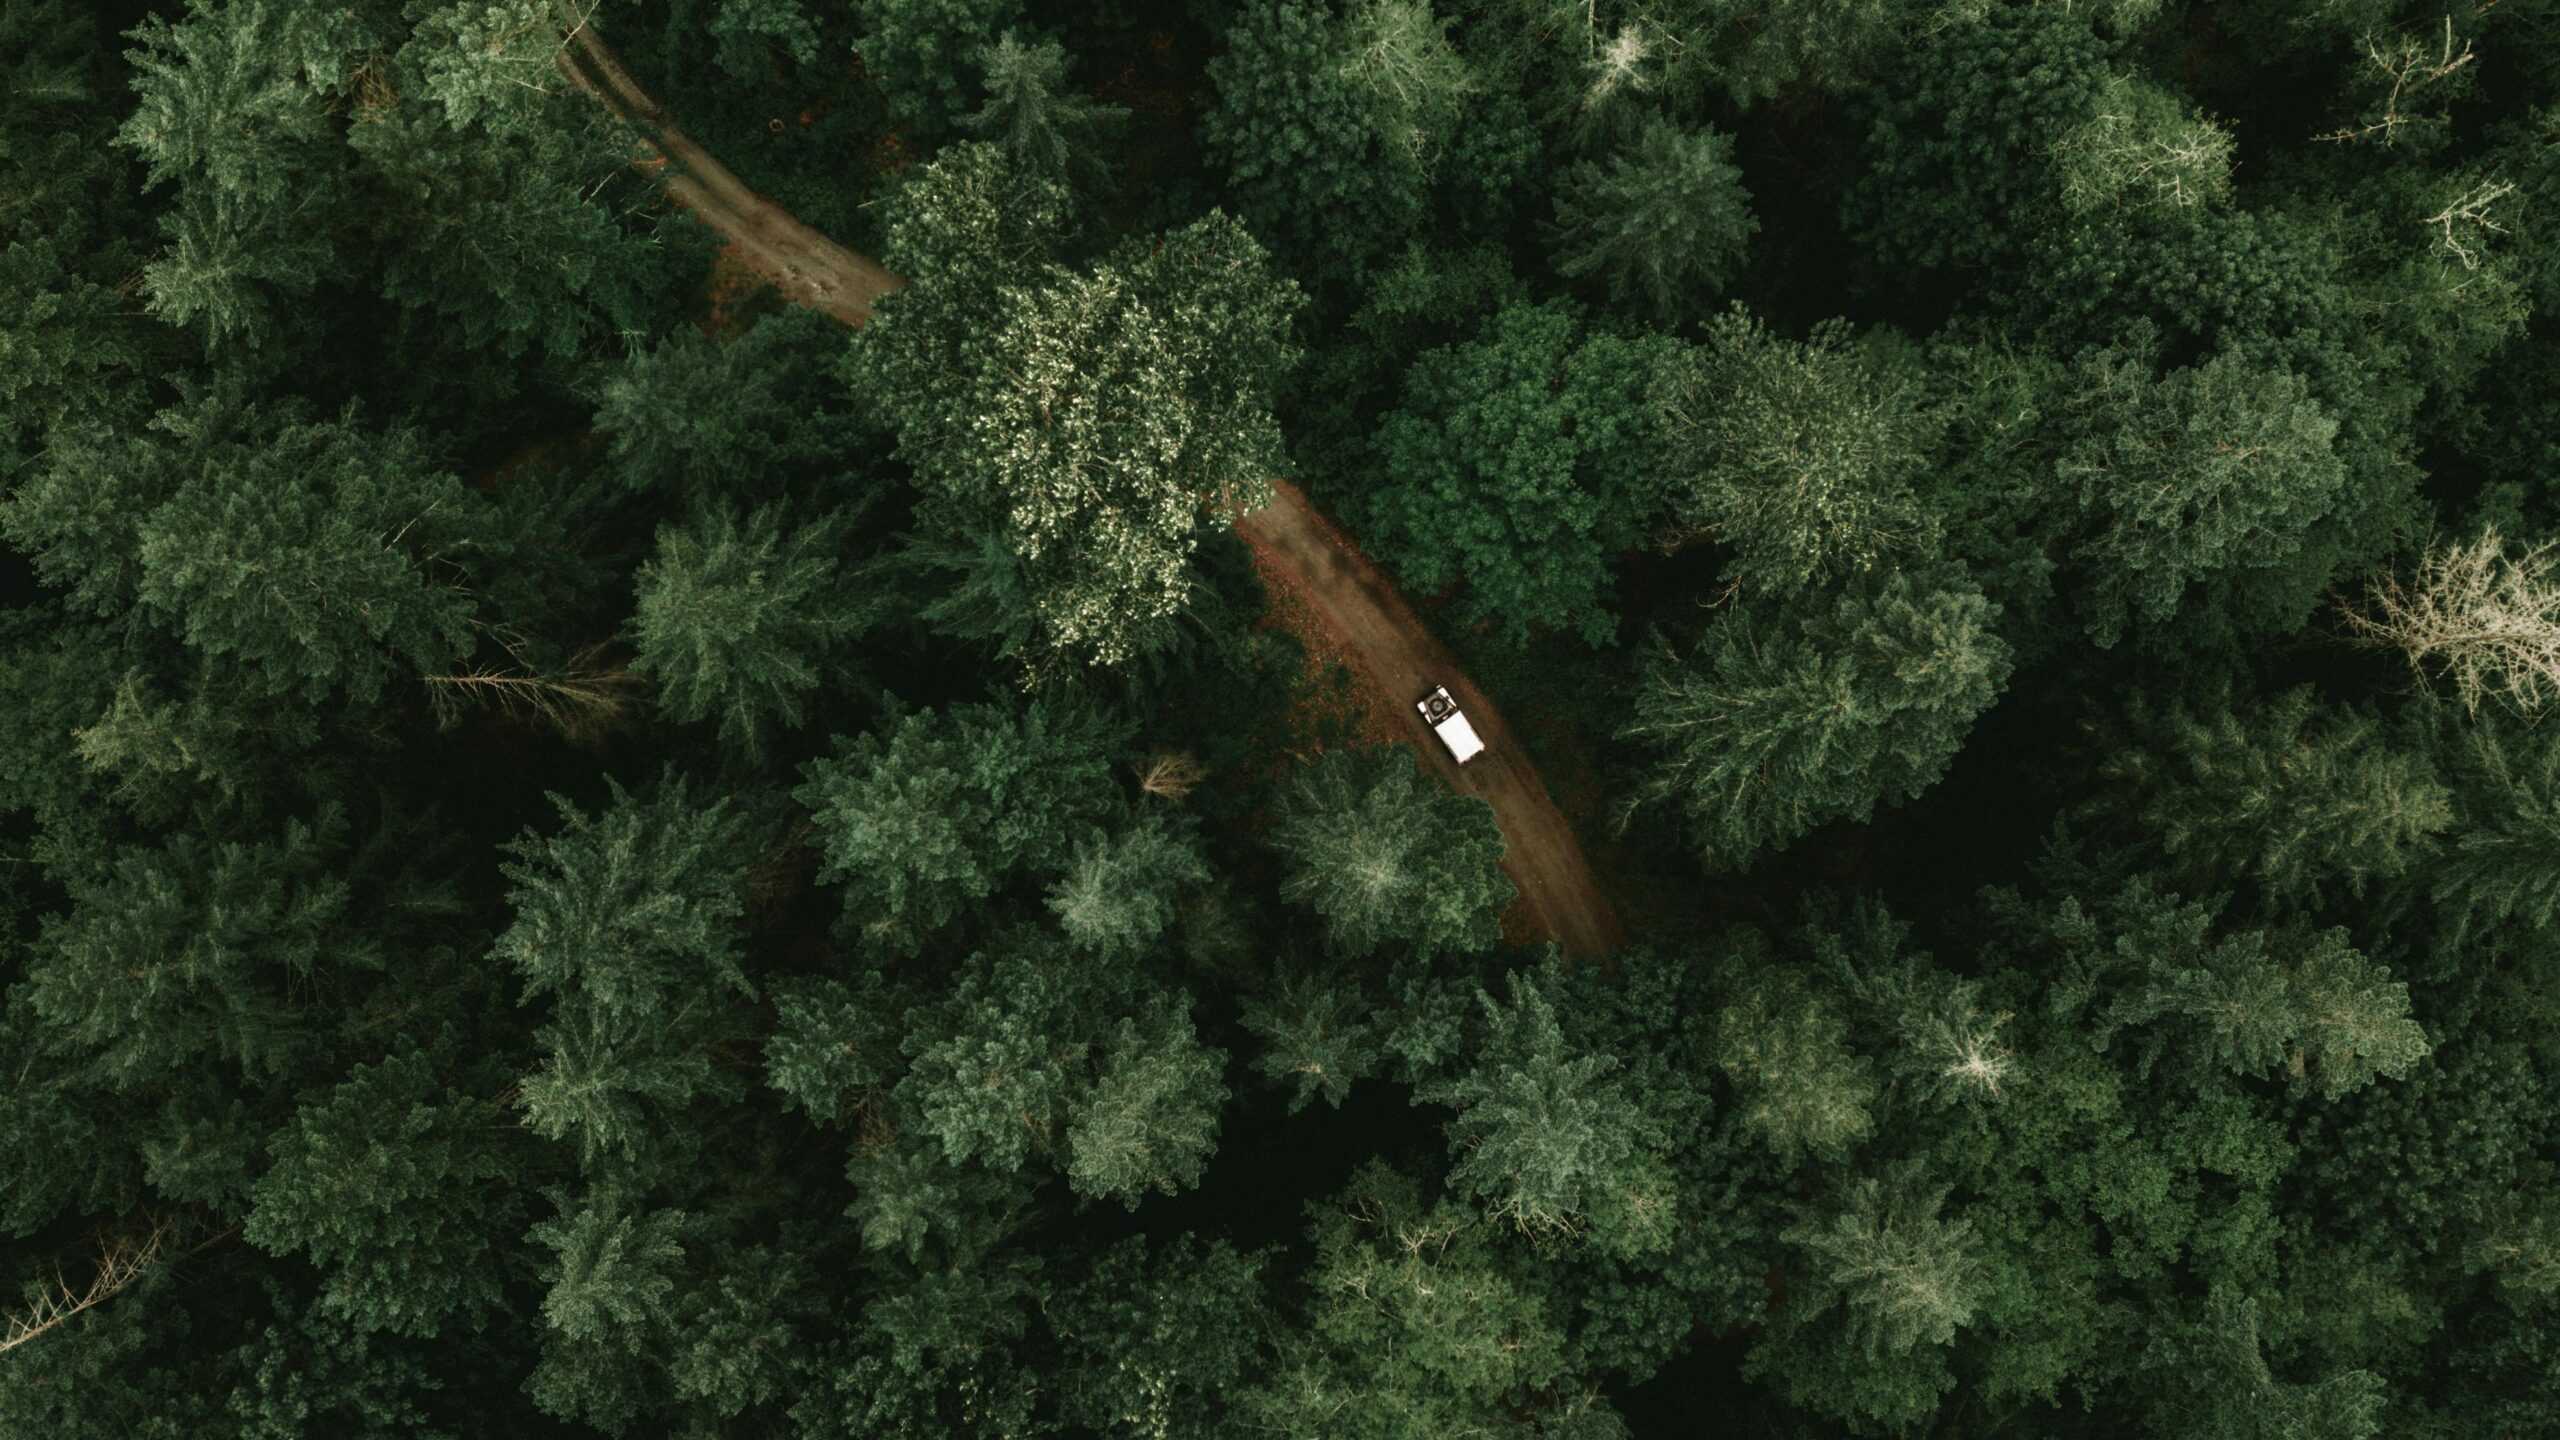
1133;750;1209;803
424;639;644;742
2343;529;2560;718
2;1216;174;1356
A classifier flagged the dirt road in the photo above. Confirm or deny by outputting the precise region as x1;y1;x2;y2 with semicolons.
555;23;904;327
556;27;1624;960
1238;485;1625;960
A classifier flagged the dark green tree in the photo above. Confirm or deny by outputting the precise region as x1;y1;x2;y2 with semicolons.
1622;570;2013;870
244;1048;525;1338
2086;683;2452;907
1364;299;1672;643
628;503;871;760
794;699;1124;949
494;778;761;1168
1551;115;1756;320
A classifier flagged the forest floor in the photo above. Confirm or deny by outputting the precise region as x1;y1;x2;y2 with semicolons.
558;24;1626;961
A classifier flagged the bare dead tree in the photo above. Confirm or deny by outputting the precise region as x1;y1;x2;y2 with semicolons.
1133;750;1209;803
423;639;645;743
2;1215;174;1356
2342;528;2560;718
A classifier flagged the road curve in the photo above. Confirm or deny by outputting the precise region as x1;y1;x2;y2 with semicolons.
555;26;1624;960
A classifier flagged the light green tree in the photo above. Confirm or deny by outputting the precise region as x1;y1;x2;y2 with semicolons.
1268;749;1513;957
1654;308;1942;594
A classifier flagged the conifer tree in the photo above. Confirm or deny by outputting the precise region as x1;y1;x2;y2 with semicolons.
1044;814;1209;960
2134;1285;2387;1440
1415;970;1650;1240
1551;115;1757;321
244;1048;525;1338
1267;749;1513;957
964;32;1127;193
1654;308;1942;594
1365;299;1674;643
2060;340;2350;648
1622;570;2012;869
794;699;1125;949
495;778;761;1167
628;503;870;760
2089;683;2452;906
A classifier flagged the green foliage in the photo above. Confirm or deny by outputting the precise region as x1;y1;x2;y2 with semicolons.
2058;341;2350;648
1243;1162;1579;1438
794;698;1125;948
495;777;760;1165
1623;570;2013;869
963;32;1126;192
1551;115;1756;320
596;310;867;500
244;1049;522;1338
1045;814;1209;959
22;815;366;1095
12;0;2560;1429
629;503;870;758
1364;299;1673;642
2135;1285;2387;1440
1267;749;1513;957
2029;880;2431;1099
1654;308;1942;594
1712;959;1879;1166
1415;970;1651;1240
1241;964;1386;1112
1064;998;1230;1208
1202;0;1466;281
1844;5;2109;272
5;398;481;703
2087;684;2452;906
859;167;1300;677
852;0;1027;135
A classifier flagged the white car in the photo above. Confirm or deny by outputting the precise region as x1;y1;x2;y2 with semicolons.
1416;685;1486;765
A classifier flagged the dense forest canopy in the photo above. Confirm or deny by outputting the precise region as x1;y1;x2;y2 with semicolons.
5;0;2560;1435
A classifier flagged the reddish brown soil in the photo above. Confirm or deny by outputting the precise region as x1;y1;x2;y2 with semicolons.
557;27;1625;961
1236;485;1626;961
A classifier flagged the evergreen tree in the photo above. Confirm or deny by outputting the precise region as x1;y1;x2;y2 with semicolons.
628;503;871;759
2088;683;2452;907
963;32;1126;192
1414;970;1653;1240
495;777;761;1167
1364;299;1674;642
1044;814;1209;960
244;1048;525;1338
2060;340;2351;648
1653;307;1942;595
1622;570;2012;869
1267;749;1513;957
2134;1285;2387;1440
1551;115;1757;321
794;699;1125;949
851;0;1027;135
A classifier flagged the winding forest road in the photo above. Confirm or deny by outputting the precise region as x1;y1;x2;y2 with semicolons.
557;25;1624;960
